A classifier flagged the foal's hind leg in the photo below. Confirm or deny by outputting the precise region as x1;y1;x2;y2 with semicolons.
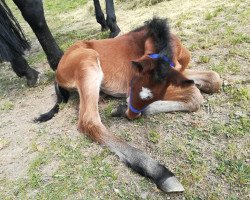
183;69;222;94
143;84;204;115
13;0;63;70
105;0;120;38
74;61;104;133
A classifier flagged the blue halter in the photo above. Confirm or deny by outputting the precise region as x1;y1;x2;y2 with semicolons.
129;85;148;114
148;53;175;68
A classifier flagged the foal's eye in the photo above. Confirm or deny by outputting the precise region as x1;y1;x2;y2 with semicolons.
139;87;153;100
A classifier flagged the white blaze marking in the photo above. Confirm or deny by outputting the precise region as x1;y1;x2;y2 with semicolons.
139;87;153;100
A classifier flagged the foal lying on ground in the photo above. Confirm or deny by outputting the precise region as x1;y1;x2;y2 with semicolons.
36;18;222;193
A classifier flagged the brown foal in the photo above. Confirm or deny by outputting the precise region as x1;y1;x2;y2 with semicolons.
37;18;222;193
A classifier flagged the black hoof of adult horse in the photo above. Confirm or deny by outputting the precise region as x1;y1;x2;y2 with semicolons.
109;26;121;38
111;103;127;117
26;68;40;87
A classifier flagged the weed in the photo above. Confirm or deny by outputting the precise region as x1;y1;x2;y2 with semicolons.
148;130;160;143
44;0;87;15
198;55;211;63
0;100;14;111
215;143;249;187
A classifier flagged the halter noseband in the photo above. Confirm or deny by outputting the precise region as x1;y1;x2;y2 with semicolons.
128;53;174;114
129;85;148;114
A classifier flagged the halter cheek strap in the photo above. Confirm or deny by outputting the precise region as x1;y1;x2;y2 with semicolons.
148;53;175;68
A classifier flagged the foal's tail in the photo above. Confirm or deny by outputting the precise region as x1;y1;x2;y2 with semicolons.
34;82;70;122
84;121;184;193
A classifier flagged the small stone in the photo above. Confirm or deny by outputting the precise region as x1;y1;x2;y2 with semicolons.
141;192;148;199
114;188;120;193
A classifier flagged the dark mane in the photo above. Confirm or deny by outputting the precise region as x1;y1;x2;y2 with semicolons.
146;18;173;82
145;17;172;58
132;17;172;58
132;17;174;82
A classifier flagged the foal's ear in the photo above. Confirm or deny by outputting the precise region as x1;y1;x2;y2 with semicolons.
131;61;143;73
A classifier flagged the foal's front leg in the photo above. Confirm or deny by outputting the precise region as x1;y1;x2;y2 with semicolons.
143;84;204;115
111;84;204;117
183;69;222;94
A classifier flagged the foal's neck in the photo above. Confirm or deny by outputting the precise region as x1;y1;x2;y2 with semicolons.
127;28;155;55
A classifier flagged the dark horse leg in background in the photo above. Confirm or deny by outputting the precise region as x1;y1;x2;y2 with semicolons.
10;55;39;87
13;0;63;71
93;0;120;38
0;0;39;87
13;0;70;115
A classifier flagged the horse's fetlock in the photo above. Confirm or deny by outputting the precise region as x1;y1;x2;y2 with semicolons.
210;71;222;93
187;88;204;112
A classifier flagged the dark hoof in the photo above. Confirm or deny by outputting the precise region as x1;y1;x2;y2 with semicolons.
111;104;127;117
109;26;121;38
26;68;40;87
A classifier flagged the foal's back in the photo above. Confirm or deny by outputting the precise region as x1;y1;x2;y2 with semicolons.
56;33;145;96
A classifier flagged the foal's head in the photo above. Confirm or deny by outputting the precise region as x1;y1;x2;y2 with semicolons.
126;53;194;119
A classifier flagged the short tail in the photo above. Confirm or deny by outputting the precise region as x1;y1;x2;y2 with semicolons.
34;82;70;122
84;122;184;193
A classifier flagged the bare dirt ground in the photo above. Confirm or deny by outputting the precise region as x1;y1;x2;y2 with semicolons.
0;0;249;199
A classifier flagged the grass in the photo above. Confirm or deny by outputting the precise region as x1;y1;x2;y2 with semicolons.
148;130;160;143
0;100;14;111
44;0;87;15
1;0;250;199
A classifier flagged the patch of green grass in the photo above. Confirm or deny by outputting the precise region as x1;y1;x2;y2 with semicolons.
215;142;249;188
103;101;115;118
224;85;249;104
44;69;55;84
27;52;46;66
210;63;225;74
205;6;223;20
147;130;160;143
0;100;14;111
211;115;250;137
0;138;10;150
210;60;241;75
134;116;145;125
28;155;48;188
117;0;165;8
228;33;250;45
120;130;133;142
44;0;87;15
198;55;211;63
56;29;109;51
